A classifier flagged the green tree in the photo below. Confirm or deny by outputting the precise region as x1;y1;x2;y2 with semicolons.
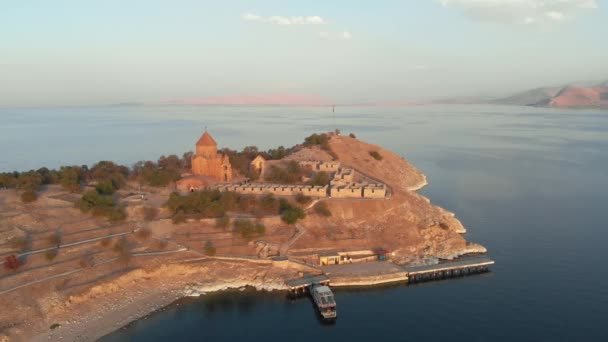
20;190;37;203
309;171;330;186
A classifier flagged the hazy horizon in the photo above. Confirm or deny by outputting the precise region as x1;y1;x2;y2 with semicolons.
2;0;607;107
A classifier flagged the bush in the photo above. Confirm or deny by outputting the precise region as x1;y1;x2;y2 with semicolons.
369;150;383;161
156;239;169;250
113;237;132;264
79;252;94;268
4;255;22;271
142;207;159;221
100;236;112;247
295;192;312;205
172;211;187;224
135;228;152;240
309;171;330;186
20;190;37;203
233;219;265;240
204;240;216;256
48;231;62;247
45;248;59;262
76;190;126;222
265;162;303;184
278;199;305;224
215;216;230;230
8;236;29;252
349;133;356;138
314;201;332;217
95;180;115;195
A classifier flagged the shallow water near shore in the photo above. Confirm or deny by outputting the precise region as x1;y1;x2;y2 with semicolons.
2;104;608;340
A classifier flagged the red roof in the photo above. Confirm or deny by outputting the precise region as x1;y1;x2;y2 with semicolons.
196;131;217;147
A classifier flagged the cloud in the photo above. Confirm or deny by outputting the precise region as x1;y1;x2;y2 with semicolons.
439;0;598;25
242;13;325;25
318;30;353;40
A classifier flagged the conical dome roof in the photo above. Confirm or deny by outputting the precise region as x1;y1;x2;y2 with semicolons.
196;130;217;147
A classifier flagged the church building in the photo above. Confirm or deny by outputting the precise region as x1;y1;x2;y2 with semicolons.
191;130;232;182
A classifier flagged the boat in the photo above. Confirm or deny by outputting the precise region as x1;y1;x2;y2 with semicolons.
311;284;337;320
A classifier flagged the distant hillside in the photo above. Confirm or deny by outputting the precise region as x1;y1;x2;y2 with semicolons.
493;80;608;109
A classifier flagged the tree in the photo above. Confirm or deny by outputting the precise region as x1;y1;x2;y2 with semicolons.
113;236;132;265
142;207;159;221
79;252;95;268
215;216;230;230
59;166;84;192
48;231;62;247
309;171;330;186
45;248;59;262
4;255;22;271
233;219;265;240
8;235;29;252
314;201;332;217
295;192;312;205
95;180;115;195
135;228;152;240
281;207;306;224
100;236;112;247
204;240;216;256
20;190;37;203
89;161;129;190
369;150;383;161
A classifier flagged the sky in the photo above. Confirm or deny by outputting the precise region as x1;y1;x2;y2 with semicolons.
1;0;607;106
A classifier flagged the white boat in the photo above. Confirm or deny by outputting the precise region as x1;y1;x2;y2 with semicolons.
311;284;337;320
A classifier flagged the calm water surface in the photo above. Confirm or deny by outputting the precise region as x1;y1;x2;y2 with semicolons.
2;105;608;341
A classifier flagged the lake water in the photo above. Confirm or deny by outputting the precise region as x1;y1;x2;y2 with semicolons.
2;104;608;341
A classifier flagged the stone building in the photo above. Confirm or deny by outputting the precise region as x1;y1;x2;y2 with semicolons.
250;155;266;174
191;130;232;182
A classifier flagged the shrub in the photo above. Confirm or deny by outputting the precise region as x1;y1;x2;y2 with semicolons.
156;239;169;250
8;236;29;252
215;216;230;230
279;199;306;224
349;133;356;138
135;228;152;240
142;207;159;221
295;192;312;205
100;236;112;247
45;248;59;262
172;211;187;224
113;237;132;264
50;323;61;330
204;240;216;256
369;150;383;161
233;219;265;240
4;255;22;271
79;252;95;268
47;231;62;247
309;171;330;186
20;190;37;203
265;162;303;184
95;180;115;195
313;201;332;217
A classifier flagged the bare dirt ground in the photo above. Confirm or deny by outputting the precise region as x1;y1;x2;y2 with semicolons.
0;134;486;341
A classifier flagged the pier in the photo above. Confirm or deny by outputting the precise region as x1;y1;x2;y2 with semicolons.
286;274;329;297
403;256;494;283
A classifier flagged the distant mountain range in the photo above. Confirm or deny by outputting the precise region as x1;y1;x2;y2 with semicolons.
491;80;608;109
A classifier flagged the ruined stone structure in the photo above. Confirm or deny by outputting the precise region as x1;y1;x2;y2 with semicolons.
250;155;266;174
191;130;232;182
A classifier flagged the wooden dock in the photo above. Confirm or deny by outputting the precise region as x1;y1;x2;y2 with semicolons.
285;274;330;297
403;256;494;283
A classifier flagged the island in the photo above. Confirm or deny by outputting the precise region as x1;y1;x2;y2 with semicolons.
0;130;490;341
